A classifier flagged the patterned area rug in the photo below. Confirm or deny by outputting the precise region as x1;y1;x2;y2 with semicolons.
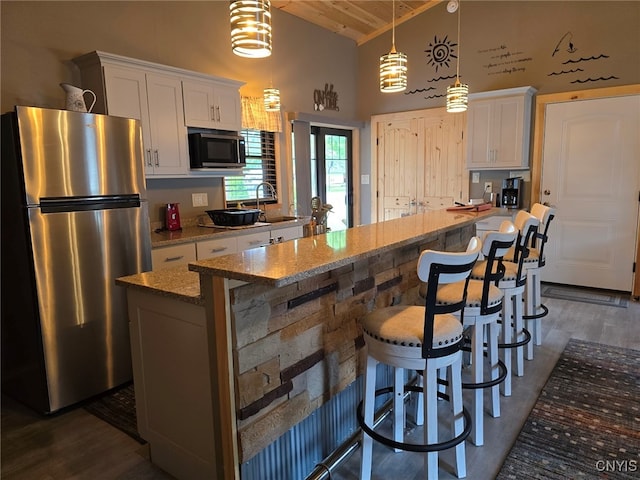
497;339;640;479
83;383;146;444
541;283;629;308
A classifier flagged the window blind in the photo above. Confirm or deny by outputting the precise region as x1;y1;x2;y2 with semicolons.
224;129;277;206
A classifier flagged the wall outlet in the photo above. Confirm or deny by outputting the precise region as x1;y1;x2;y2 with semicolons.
484;182;493;193
361;174;370;185
472;172;480;183
192;193;208;207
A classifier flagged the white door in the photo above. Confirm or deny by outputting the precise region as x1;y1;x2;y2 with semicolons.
540;95;640;290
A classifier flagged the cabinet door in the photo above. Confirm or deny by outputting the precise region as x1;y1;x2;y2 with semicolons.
146;74;189;175
182;79;241;131
151;243;196;270
103;65;154;173
237;231;270;251
467;91;532;170
466;100;494;169
196;237;238;259
492;97;525;169
182;80;216;128
212;83;242;131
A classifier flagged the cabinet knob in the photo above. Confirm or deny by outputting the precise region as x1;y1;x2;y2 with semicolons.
210;106;215;121
154;150;159;166
146;149;153;166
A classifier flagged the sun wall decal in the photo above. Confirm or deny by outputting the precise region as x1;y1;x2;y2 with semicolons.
425;35;457;72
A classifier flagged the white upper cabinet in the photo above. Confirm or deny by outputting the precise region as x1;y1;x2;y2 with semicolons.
182;79;241;131
466;86;536;170
73;51;244;178
104;65;188;176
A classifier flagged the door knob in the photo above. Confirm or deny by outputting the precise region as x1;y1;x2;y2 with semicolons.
543;189;551;195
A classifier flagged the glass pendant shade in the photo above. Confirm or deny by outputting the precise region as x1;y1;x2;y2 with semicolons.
263;87;281;111
230;0;272;58
446;80;469;113
379;48;408;92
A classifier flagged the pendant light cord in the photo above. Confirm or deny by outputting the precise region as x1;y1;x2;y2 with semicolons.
456;1;461;80
391;0;396;51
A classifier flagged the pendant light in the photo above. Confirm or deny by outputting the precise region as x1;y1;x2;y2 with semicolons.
264;87;280;111
230;0;272;58
446;0;469;112
379;0;407;93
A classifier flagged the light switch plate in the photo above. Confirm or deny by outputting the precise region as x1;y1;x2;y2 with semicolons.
361;174;370;185
472;172;480;183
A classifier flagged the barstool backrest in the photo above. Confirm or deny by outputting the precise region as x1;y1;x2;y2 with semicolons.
512;211;539;286
530;203;556;267
418;236;481;358
479;221;518;315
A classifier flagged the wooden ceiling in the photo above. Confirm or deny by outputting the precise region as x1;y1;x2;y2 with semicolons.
271;1;444;46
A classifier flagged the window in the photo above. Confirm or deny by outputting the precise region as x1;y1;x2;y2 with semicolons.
224;129;277;206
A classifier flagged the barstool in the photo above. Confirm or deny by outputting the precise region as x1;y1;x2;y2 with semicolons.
504;204;555;360
470;211;538;396
525;204;555;355
433;222;516;446
358;237;481;480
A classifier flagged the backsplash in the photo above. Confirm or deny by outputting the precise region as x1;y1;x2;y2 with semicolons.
146;177;225;228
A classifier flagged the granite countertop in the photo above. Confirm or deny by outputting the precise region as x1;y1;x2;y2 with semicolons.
150;216;310;248
118;208;499;300
116;265;203;305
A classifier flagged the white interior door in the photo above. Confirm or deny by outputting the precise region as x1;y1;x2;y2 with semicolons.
540;95;640;290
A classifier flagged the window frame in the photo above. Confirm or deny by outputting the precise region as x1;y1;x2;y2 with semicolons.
223;129;278;207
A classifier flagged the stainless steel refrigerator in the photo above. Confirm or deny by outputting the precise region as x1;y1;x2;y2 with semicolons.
1;106;152;413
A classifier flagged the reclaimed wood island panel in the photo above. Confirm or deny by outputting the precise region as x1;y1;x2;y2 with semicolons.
116;209;497;480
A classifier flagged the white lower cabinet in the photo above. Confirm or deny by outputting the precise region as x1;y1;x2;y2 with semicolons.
196;237;238;259
237;231;271;251
270;225;304;243
151;243;196;270
151;223;305;269
127;290;216;479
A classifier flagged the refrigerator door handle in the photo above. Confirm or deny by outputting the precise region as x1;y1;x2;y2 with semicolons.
40;194;141;213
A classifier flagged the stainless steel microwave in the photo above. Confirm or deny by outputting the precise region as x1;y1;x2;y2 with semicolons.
188;133;246;169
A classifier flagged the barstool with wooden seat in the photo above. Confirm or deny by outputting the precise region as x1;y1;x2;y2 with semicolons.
432;222;517;446
358;238;481;480
470;211;538;396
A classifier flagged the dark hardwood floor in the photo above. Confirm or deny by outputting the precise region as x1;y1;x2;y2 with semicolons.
2;290;638;480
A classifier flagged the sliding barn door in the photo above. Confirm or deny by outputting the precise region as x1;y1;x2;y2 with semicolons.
374;108;468;222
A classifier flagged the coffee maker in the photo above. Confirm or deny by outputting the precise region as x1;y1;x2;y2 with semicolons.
501;177;523;209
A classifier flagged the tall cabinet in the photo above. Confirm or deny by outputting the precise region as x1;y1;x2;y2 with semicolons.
73;51;244;178
466;86;536;170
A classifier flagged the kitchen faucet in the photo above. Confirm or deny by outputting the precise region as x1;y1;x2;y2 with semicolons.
256;182;277;220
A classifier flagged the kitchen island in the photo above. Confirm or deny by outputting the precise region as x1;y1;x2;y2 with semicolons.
116;208;498;480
